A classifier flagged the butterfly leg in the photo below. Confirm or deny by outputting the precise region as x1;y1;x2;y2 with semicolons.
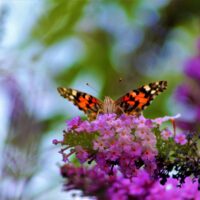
96;109;104;117
116;105;142;117
116;105;126;115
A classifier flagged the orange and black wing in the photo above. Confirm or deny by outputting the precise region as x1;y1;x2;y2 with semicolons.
57;87;103;120
115;81;167;115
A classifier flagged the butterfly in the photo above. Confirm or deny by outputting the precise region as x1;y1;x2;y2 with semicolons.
57;81;167;120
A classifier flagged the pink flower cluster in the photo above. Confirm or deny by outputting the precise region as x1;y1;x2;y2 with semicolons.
108;171;200;200
55;113;185;177
53;113;195;199
67;114;158;176
61;164;200;200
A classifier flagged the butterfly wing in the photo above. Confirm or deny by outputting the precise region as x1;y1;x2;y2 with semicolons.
57;87;103;120
115;81;167;115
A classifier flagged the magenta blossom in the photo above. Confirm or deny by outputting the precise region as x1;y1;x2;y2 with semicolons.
61;165;200;200
54;113;181;178
174;40;200;132
161;128;173;140
184;56;200;81
174;133;187;145
66;116;82;130
55;111;200;199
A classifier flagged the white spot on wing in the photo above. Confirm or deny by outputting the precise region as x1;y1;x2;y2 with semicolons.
144;85;151;91
72;90;77;96
69;95;74;100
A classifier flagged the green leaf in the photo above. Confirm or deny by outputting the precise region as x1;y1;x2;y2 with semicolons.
63;131;98;150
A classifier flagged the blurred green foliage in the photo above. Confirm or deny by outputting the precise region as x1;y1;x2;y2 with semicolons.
32;0;88;45
63;130;98;151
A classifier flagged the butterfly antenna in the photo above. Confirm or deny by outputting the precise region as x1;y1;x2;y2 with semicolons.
86;82;98;95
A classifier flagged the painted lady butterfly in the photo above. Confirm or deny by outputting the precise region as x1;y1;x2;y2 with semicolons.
57;81;167;120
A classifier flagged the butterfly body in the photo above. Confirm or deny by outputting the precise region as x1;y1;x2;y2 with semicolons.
102;96;119;114
57;81;167;120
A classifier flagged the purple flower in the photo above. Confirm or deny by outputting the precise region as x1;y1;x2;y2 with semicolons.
60;164;115;198
142;147;157;161
174;133;187;145
129;142;142;156
52;139;61;145
175;40;200;132
75;146;89;163
184;56;200;81
175;84;191;104
56;103;200;200
105;148;120;161
93;139;105;151
66;116;82;131
74;120;92;132
196;106;200;121
100;127;115;139
161;128;173;140
180;177;200;199
60;164;200;200
107;170;151;199
135;125;150;139
56;114;183;178
148;179;179;200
